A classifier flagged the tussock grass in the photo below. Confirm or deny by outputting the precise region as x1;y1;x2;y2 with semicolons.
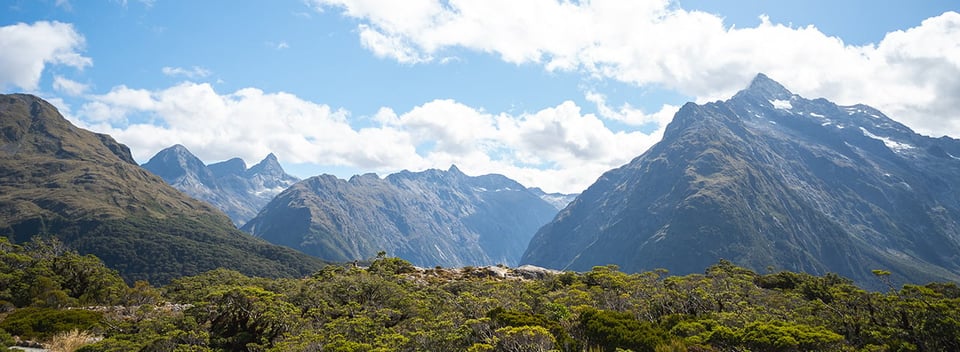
46;329;97;352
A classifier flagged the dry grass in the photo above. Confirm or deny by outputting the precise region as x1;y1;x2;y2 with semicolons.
46;329;97;352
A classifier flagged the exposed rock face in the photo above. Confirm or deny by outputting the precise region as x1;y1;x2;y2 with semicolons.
143;146;299;226
243;166;559;267
0;94;324;284
521;74;960;288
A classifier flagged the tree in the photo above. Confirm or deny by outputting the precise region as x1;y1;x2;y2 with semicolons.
192;286;300;351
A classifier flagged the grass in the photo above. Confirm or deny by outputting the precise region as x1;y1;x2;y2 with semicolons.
46;330;97;352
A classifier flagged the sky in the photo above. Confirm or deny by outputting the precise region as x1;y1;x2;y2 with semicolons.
1;0;959;194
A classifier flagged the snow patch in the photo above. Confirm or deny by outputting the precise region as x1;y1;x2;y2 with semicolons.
254;186;288;197
809;112;825;118
860;127;915;152
821;122;832;127
770;99;792;110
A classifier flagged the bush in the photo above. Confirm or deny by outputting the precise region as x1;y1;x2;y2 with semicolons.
0;307;102;340
579;309;669;352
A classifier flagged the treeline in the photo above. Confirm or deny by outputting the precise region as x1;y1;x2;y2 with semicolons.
2;236;959;351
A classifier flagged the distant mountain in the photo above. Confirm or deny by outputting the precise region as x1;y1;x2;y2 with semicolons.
0;94;324;284
142;145;299;226
528;187;578;211
521;74;960;288
242;166;559;267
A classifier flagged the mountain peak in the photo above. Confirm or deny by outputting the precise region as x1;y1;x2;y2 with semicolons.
448;164;464;175
248;153;284;175
744;73;793;100
143;144;209;181
169;143;190;153
208;157;246;177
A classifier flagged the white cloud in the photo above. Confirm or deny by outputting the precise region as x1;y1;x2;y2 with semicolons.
113;0;155;8
76;82;663;193
161;66;212;79
266;41;291;50
585;91;677;127
52;75;89;96
55;0;72;11
0;21;91;91
311;1;960;138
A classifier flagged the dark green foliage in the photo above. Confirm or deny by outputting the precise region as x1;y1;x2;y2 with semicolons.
65;214;325;285
0;307;102;340
0;329;14;347
3;253;959;352
193;286;300;351
579;309;669;352
0;237;126;308
486;307;575;350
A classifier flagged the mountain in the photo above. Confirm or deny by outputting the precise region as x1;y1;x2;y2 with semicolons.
528;187;578;210
242;165;559;267
142;146;300;226
521;74;960;287
0;94;324;284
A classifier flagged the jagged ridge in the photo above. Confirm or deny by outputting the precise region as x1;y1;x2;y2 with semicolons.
521;74;960;288
243;166;561;267
142;146;300;226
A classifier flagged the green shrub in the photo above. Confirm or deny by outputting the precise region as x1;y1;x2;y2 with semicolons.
0;307;102;340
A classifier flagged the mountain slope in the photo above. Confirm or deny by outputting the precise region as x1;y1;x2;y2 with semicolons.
0;94;324;284
242;166;559;267
521;74;960;287
142;146;299;226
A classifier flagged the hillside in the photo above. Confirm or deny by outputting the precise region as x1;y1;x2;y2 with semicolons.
0;94;324;284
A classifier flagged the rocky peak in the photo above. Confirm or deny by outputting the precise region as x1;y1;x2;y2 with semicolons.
142;144;211;183
743;73;794;101
247;153;284;177
143;145;300;226
521;75;960;288
208;157;247;178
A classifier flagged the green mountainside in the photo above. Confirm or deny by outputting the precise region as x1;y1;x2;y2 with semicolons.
0;94;324;284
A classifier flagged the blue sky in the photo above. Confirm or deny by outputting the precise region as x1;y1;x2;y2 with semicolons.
1;0;958;193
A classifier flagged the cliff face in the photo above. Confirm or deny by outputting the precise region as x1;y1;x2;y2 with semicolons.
143;146;299;226
243;166;559;267
521;74;960;288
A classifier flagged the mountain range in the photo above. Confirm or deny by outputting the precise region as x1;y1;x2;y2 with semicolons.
0;94;325;284
142;145;300;226
242;166;562;267
522;74;960;287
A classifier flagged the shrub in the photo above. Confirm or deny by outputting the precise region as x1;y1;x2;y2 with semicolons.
0;307;102;340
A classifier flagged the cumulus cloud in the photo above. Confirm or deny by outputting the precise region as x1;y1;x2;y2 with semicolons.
0;21;91;91
311;1;960;138
52;75;89;96
161;66;212;79
76;82;663;193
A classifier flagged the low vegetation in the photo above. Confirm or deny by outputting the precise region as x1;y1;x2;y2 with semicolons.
2;236;958;351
